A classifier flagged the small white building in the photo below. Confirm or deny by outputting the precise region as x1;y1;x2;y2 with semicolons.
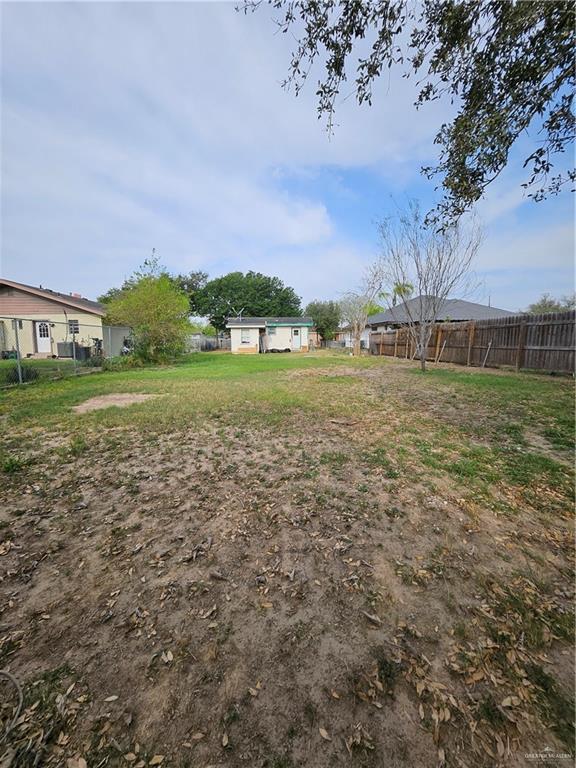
334;325;371;349
226;317;313;354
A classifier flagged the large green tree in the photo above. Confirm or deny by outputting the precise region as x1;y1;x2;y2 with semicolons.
195;271;302;331
244;0;575;224
305;300;341;341
106;274;191;361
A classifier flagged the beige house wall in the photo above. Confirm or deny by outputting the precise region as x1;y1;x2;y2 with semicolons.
267;326;292;350
1;312;103;357
230;326;261;354
267;326;309;351
300;326;309;351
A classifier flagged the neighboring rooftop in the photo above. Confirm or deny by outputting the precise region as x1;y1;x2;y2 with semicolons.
367;296;515;326
226;316;313;326
0;278;106;316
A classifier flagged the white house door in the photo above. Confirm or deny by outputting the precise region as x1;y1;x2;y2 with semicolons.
35;321;51;353
292;328;301;350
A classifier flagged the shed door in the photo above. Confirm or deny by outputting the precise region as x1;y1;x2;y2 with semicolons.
35;321;51;353
292;328;301;349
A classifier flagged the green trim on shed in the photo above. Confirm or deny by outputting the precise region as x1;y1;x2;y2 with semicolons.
266;321;313;327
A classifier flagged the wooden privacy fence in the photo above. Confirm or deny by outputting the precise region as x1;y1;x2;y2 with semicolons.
369;310;575;373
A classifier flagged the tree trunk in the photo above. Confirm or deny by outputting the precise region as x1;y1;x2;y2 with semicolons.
353;337;361;357
419;325;427;372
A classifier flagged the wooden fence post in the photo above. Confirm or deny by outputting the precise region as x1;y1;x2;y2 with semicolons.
394;329;398;358
434;325;442;362
516;318;527;372
467;322;475;366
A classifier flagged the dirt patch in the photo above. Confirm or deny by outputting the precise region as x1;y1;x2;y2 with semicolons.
73;393;158;413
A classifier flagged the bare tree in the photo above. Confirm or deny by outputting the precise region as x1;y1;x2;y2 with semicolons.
340;261;385;357
378;202;482;371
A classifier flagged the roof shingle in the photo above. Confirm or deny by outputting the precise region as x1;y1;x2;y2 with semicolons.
368;296;515;326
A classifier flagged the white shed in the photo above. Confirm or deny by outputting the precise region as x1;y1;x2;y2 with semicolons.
226;317;313;354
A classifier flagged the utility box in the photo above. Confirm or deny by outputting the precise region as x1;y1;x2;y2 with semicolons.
57;342;91;360
57;341;73;358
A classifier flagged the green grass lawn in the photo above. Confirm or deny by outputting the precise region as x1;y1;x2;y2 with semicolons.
0;350;375;429
0;352;573;767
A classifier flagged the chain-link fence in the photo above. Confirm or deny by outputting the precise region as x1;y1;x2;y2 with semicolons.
0;316;133;387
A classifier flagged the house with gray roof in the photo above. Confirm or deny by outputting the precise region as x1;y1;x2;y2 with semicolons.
226;316;313;353
367;296;515;330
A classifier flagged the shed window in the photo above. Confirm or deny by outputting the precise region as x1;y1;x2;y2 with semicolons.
68;319;80;335
241;328;251;343
268;326;276;335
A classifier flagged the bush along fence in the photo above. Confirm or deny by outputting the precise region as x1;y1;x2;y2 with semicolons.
0;316;133;387
369;310;575;374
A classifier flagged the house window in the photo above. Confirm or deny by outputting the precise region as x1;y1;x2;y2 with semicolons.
268;327;276;335
241;328;251;343
38;322;50;338
68;319;80;335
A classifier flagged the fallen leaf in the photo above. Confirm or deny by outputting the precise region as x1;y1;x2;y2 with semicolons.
319;727;331;741
124;755;137;763
222;732;229;747
361;611;382;627
191;732;205;741
248;687;258;697
149;757;164;766
104;695;119;702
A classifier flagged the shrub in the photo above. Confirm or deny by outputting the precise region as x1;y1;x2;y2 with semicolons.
106;274;191;362
101;356;146;372
1;364;40;385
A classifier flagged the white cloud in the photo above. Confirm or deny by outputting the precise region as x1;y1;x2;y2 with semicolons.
478;223;574;272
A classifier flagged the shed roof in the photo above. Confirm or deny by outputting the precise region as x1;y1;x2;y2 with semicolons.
367;296;515;326
0;278;106;316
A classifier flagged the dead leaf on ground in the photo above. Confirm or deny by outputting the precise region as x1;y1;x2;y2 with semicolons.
362;611;382;626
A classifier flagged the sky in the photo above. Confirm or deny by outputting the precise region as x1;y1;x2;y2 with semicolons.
1;1;574;313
